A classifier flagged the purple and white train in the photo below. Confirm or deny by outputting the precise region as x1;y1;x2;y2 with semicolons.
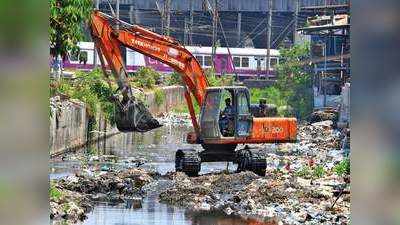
64;42;280;79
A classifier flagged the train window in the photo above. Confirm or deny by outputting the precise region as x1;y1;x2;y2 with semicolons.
241;57;249;68
233;57;241;67
195;55;204;66
204;55;212;67
78;51;88;64
69;51;80;62
270;58;277;68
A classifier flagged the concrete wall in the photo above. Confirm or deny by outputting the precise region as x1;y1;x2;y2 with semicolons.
49;98;87;154
49;86;185;156
144;86;186;116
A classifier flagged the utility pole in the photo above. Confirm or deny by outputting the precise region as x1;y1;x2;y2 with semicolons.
94;0;100;68
212;0;218;68
129;5;134;24
266;0;272;78
116;0;120;29
165;0;171;36
237;12;242;47
189;0;194;45
184;17;188;45
293;0;299;43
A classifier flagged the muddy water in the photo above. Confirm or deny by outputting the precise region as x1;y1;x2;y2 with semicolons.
50;123;274;225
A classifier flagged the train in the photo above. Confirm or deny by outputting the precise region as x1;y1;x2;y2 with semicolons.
63;42;280;79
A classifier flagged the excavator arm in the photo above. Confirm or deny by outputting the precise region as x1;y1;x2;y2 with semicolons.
90;10;208;134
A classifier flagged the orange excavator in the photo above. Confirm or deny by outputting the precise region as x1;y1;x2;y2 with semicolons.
90;10;297;176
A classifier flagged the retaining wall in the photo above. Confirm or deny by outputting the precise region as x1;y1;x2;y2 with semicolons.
49;86;185;156
144;86;185;116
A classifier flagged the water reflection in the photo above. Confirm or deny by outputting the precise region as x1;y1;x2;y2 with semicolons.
83;202;277;225
92;124;198;162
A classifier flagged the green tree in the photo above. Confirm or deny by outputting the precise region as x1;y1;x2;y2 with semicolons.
50;0;93;76
276;43;313;119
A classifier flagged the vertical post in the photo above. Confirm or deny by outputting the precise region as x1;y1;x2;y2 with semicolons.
165;0;171;36
266;0;272;78
340;42;344;82
189;0;194;45
237;12;241;47
293;0;299;43
129;5;134;24
184;17;188;45
212;0;218;69
116;0;120;30
93;0;100;68
323;40;327;107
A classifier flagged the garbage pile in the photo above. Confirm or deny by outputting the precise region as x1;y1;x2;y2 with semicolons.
50;168;155;224
159;121;350;224
157;112;192;126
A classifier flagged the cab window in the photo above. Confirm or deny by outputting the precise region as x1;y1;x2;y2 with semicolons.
237;92;249;114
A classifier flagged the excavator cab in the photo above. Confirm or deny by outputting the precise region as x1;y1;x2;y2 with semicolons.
176;86;267;176
200;86;252;140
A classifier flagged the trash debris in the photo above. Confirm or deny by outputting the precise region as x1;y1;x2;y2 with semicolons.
159;121;350;224
50;168;155;224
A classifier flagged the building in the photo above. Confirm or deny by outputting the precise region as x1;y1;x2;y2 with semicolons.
95;0;348;48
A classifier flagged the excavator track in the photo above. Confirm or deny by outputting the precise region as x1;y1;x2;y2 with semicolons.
236;146;266;176
175;149;201;177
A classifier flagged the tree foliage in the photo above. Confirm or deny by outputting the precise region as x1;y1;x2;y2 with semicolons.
250;43;312;119
132;67;162;89
50;69;116;124
276;43;313;119
49;0;93;58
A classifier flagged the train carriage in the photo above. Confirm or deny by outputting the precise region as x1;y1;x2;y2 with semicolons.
63;42;280;80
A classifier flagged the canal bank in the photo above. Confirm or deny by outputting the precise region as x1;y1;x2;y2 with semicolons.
49;86;185;157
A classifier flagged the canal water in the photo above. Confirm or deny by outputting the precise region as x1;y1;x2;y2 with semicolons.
50;123;274;225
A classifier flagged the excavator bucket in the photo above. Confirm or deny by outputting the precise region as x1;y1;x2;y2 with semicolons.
114;99;162;132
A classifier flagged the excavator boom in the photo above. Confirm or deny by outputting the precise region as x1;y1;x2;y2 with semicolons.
90;10;207;134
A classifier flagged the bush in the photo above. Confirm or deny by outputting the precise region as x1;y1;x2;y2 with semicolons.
166;71;183;85
51;68;117;125
154;88;166;106
334;158;350;176
312;165;325;178
250;87;287;106
296;165;326;179
49;184;62;201
296;166;312;179
205;68;222;86
132;67;161;89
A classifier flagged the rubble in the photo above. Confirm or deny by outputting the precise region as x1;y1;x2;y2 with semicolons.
157;112;191;126
50;168;155;224
159;121;350;224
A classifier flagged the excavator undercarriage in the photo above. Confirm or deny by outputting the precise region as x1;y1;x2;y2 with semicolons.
175;145;267;176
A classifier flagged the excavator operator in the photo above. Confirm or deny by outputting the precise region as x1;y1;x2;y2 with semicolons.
220;98;234;136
